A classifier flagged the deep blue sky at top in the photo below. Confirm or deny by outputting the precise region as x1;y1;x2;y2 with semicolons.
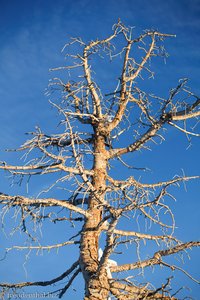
0;0;199;299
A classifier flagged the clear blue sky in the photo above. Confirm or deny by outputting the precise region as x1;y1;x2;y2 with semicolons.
0;0;199;299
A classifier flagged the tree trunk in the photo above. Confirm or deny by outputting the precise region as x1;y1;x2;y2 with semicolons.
80;125;110;299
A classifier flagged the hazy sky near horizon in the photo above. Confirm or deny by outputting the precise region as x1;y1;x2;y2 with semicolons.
0;0;199;299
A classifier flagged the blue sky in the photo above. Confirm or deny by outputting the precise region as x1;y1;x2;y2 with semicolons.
0;0;200;299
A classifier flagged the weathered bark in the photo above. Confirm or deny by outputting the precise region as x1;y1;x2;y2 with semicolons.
80;123;110;299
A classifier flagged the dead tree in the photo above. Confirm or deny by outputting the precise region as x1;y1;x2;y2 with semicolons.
0;20;200;300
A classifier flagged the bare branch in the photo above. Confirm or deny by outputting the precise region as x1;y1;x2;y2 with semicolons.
0;194;90;217
111;241;200;273
0;260;80;288
6;240;79;252
107;174;199;189
110;280;176;300
170;97;200;121
108;121;163;158
112;229;178;242
58;268;81;298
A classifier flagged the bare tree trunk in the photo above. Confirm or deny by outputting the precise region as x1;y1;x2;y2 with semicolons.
80;125;109;299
